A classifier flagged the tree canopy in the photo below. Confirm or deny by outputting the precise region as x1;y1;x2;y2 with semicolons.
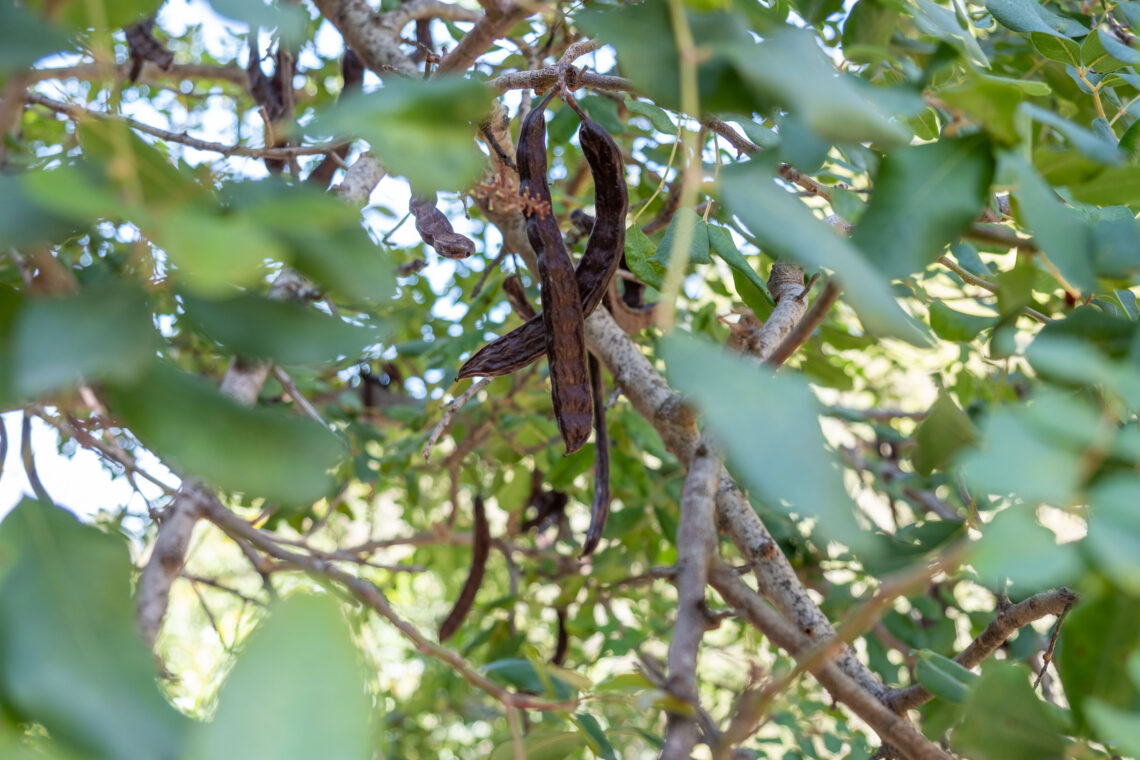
2;0;1140;757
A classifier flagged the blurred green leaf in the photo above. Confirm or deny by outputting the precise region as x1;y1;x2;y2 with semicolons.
652;208;710;269
0;500;189;760
181;293;384;365
970;508;1081;593
707;224;774;318
0;3;72;75
952;661;1067;759
1058;588;1140;731
913;393;978;475
1019;103;1124;165
853;136;994;279
11;284;158;398
1087;476;1140;595
104;361;344;504
311;77;493;193
27;0;162;32
662;333;876;555
489;732;584;760
625;98;675;135
915;650;979;703
205;0;309;46
929;301;998;342
625;225;664;290
184;594;371;760
483;659;576;700
1086;699;1140;756
720;160;929;344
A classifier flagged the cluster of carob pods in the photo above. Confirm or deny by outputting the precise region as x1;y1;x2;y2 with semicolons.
427;84;629;641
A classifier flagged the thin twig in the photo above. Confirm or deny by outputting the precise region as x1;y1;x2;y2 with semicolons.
27;93;347;160
1034;594;1075;689
422;378;492;461
271;366;332;430
20;412;53;504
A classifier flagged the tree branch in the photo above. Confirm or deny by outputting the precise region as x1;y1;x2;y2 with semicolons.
886;587;1078;713
710;565;953;760
661;440;722;760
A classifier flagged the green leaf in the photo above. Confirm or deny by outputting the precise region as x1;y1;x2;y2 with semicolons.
652;208;710;269
573;713;617;760
104;361;344;505
970;508;1081;593
0;500;189;760
489;732;585;760
707;224;774;318
1087;475;1140;596
912;0;989;67
1057;588;1140;731
78;120;203;210
915;650;979;703
580;95;624;136
1029;32;1081;65
0;174;79;249
28;0;163;32
205;0;309;47
913;393;979;475
1081;29;1129;72
152;207;283;295
662;333;877;555
0;3;72;75
720;160;929;344
1069;165;1140;210
723;30;911;146
852;136;995;279
986;0;1060;35
952;661;1067;759
1123;121;1140;163
184;595;371;760
929;301;998;342
959;408;1082;507
1098;27;1140;64
1019;103;1125;165
1086;699;1140;756
938;77;1025;145
574;3;757;115
222;181;395;305
1007;155;1096;292
625;97;675;135
10;284;158;398
483;659;576;700
624;225;665;290
181;293;385;365
311;77;493;193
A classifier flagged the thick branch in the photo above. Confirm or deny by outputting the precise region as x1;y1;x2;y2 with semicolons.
312;0;419;76
436;2;528;74
491;68;633;94
661;440;722;760
886;587;1078;713
27;61;249;88
767;280;840;367
710;565;952;760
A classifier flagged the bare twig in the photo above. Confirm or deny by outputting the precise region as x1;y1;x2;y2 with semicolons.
26;93;347;160
423;377;493;461
271;366;332;430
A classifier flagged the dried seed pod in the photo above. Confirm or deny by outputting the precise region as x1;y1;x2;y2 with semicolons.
410;194;477;260
502;274;536;320
457;111;628;380
518;91;592;454
552;607;569;666
580;354;611;557
306;49;364;189
125;19;173;83
439;495;490;642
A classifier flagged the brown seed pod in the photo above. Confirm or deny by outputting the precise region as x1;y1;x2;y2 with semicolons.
438;494;490;642
580;354;611;557
410;193;477;260
457;111;628;380
518;91;592;454
125;19;173;83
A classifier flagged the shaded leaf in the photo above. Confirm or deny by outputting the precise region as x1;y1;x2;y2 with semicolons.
0;500;189;760
913;393;978;475
1057;588;1140;731
184;595;371;760
104;361;344;505
662;333;876;555
952;661;1067;759
929;301;998;342
853;136;995;279
707;224;774;318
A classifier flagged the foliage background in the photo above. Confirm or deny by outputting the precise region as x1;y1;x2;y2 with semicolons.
2;0;1140;757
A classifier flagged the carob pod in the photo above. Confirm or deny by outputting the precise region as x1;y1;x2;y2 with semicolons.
457;109;628;379
410;193;477;260
518;90;592;454
438;494;490;642
125;18;173;83
580;354;610;557
306;49;364;189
